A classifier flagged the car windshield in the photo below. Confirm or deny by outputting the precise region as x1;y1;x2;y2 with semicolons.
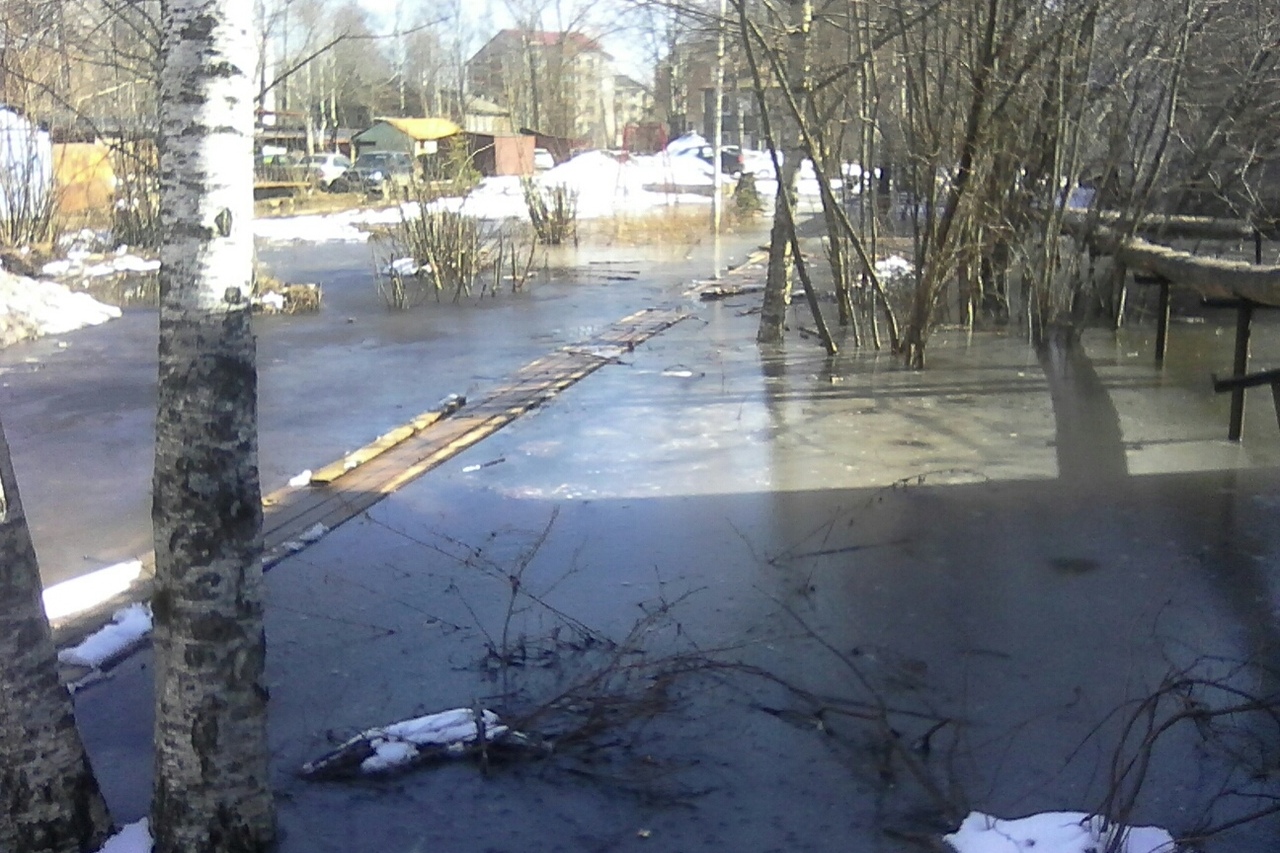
355;154;396;167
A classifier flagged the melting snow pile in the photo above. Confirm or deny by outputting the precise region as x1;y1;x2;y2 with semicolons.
253;133;855;244
57;603;153;669
875;254;914;282
0;263;121;346
41;230;159;280
944;811;1176;853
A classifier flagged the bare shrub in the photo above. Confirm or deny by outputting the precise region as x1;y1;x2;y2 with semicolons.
110;142;161;250
0;117;57;247
376;175;542;307
521;178;578;246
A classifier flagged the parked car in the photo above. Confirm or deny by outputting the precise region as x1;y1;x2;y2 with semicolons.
254;152;309;184
693;145;744;176
533;148;555;171
331;151;416;196
303;152;352;190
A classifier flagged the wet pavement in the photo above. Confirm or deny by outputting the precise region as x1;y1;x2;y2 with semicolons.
62;251;1280;851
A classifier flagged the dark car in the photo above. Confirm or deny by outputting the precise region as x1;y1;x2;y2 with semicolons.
254;152;309;184
331;151;416;196
693;145;744;176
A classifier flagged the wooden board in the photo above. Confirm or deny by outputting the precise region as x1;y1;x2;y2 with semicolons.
1064;221;1280;307
259;307;688;565
53;306;687;648
309;394;466;484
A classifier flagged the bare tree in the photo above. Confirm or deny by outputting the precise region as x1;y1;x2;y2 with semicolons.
150;0;274;850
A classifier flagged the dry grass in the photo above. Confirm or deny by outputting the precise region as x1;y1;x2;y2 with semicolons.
254;191;395;219
580;206;751;247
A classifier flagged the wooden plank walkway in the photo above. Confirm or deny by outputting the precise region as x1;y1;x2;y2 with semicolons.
54;305;686;652
258;306;688;566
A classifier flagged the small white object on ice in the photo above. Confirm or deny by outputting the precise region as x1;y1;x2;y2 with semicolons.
299;523;328;543
944;811;1176;853
384;257;423;276
462;464;481;472
288;470;312;487
257;291;286;311
58;603;153;668
95;818;151;853
661;368;695;378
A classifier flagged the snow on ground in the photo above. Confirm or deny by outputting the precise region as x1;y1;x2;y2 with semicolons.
876;254;914;282
944;811;1176;853
253;136;853;245
253;203;412;243
0;263;122;347
57;603;152;668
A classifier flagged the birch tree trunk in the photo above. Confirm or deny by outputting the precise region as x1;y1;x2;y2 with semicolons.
152;1;274;851
755;0;811;344
0;419;113;853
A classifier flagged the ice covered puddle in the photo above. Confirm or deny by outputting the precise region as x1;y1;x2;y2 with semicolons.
945;811;1176;853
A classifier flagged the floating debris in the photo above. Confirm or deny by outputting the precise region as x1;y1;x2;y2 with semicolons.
301;707;545;780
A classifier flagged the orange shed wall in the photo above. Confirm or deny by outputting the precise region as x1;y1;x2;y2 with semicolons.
492;136;535;176
52;143;116;215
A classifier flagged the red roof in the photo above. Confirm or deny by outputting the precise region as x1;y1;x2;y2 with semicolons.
495;29;606;55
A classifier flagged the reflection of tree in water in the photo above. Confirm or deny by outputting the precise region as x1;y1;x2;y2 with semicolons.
1037;326;1128;483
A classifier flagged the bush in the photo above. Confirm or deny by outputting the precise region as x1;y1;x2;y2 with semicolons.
110;142;161;249
521;178;578;246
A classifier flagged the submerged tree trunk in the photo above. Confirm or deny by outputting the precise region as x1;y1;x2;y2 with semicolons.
757;154;802;343
152;2;274;852
755;0;812;345
0;419;114;853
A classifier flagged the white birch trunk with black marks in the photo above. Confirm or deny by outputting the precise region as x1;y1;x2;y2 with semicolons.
0;419;113;853
152;2;274;851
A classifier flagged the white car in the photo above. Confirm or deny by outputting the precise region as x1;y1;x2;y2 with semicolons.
303;152;352;190
533;148;555;171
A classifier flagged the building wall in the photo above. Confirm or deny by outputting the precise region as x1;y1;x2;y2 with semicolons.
351;123;413;156
467;31;614;149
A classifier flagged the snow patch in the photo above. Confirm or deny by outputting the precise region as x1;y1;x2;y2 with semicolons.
299;522;328;543
0;267;121;347
58;603;152;668
944;811;1176;853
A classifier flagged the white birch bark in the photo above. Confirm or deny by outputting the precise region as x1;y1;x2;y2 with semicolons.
0;418;113;853
151;1;274;851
